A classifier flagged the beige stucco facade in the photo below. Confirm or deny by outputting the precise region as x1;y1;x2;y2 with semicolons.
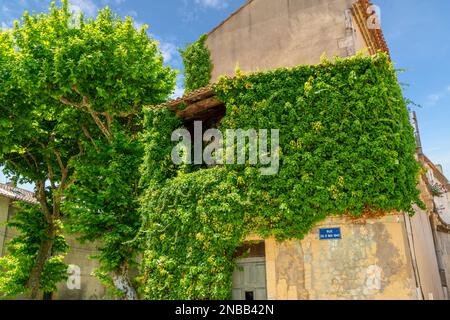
206;0;375;81
53;237;106;300
238;150;449;302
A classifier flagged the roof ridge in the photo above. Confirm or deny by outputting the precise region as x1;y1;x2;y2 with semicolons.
207;0;255;36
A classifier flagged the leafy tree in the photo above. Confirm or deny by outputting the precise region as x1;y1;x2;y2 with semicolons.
0;1;175;299
0;10;85;298
0;204;68;299
63;133;144;299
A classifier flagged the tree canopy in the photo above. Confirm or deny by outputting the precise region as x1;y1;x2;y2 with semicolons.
0;0;176;299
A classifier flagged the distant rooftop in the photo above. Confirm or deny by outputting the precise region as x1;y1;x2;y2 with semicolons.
0;183;38;205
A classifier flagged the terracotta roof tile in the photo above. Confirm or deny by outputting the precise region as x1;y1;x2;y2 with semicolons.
150;86;215;110
0;183;38;205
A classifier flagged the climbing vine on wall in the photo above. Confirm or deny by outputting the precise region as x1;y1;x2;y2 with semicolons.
180;34;213;93
139;53;422;300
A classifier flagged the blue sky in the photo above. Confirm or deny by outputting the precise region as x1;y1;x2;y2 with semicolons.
1;0;449;189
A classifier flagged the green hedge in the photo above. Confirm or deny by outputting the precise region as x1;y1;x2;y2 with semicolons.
139;53;421;299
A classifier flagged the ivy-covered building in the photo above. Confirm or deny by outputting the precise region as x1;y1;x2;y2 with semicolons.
144;0;450;300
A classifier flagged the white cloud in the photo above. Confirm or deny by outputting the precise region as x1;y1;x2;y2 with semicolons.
148;33;179;64
159;42;178;64
1;5;14;29
428;94;440;104
425;84;450;107
126;10;138;18
70;0;99;18
133;20;145;30
195;0;230;9
100;0;126;6
1;22;11;30
179;0;231;23
172;85;185;99
2;5;12;14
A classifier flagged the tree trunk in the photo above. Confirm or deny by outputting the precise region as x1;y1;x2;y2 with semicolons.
27;228;55;300
111;264;138;300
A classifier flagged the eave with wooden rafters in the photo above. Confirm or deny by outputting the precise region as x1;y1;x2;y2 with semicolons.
148;86;226;125
351;0;390;56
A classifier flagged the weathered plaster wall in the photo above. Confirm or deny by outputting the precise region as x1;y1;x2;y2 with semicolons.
406;207;445;300
0;196;106;300
54;237;106;300
435;229;450;298
0;197;10;255
265;215;419;300
206;0;367;81
419;161;450;298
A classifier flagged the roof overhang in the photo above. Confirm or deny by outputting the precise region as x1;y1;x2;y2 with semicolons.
351;0;390;56
0;183;38;205
150;87;225;123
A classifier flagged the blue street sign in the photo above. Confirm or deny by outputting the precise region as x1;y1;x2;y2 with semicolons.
319;227;342;240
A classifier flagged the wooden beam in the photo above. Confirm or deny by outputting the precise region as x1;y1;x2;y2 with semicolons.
176;97;224;120
183;108;226;123
163;87;215;109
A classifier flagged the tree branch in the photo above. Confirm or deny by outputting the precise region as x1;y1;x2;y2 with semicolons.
59;96;83;109
81;125;99;151
36;180;52;224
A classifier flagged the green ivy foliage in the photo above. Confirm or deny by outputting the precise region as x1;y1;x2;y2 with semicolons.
140;168;251;299
0;204;68;298
139;53;421;299
140;107;183;191
180;34;213;93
